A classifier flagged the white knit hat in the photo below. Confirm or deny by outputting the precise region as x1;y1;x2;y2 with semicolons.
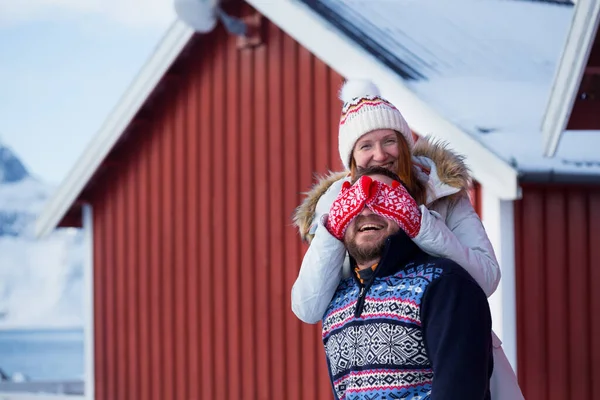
338;79;413;170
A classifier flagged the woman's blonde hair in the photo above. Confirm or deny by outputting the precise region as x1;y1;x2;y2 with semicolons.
350;132;428;206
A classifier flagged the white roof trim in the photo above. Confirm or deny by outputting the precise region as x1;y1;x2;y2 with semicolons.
247;0;519;199
35;20;194;238
541;0;600;157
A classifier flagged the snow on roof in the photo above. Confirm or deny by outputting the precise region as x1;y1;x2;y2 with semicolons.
310;0;600;176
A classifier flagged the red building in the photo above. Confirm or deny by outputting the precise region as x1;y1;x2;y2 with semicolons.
36;1;600;399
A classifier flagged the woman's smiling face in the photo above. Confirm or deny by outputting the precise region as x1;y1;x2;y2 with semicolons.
352;129;400;172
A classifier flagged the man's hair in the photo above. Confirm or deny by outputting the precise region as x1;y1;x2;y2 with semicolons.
352;166;418;199
352;166;401;184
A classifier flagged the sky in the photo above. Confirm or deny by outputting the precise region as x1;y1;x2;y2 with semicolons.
0;0;176;185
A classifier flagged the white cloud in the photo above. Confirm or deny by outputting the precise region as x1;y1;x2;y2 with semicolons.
0;0;176;28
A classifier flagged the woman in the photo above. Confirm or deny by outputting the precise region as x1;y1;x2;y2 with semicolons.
291;79;524;400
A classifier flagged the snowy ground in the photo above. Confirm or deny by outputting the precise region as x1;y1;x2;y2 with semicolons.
0;177;84;330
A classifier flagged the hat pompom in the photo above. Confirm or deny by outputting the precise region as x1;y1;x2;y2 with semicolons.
339;79;381;103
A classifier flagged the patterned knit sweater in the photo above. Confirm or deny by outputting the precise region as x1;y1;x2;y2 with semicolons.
322;232;493;400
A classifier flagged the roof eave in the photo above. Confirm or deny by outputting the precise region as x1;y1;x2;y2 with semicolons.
35;20;195;238
247;0;520;199
541;0;600;158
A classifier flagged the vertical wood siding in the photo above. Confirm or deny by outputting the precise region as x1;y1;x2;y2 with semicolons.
514;184;600;400
468;180;482;217
90;3;344;399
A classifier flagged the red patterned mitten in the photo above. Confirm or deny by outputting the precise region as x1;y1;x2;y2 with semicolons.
366;181;422;238
326;176;377;240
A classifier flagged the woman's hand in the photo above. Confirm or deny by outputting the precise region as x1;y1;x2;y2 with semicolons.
325;176;375;240
367;180;422;238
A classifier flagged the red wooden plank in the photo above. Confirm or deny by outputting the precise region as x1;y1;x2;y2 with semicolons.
93;200;106;400
298;44;318;400
114;172;127;400
185;50;201;400
173;78;188;400
468;182;482;218
520;188;547;399
137;133;151;400
240;28;257;400
282;32;302;400
198;43;215;400
253;30;272;400
567;190;591;398
160;97;176;400
225;22;242;400
211;24;229;399
126;143;140;400
149;117;163;400
544;189;568;400
314;55;331;175
589;191;600;399
267;21;286;399
114;163;127;399
104;188;117;400
329;71;343;171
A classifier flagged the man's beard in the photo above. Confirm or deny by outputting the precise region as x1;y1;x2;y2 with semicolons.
345;232;387;265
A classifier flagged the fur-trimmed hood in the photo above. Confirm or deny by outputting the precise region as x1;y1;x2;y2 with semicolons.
292;137;472;242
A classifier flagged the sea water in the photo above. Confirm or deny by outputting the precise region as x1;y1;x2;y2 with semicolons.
0;328;83;381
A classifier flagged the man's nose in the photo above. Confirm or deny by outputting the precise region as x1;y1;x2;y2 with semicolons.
359;207;374;216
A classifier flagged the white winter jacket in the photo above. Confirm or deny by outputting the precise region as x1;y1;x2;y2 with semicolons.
291;139;501;324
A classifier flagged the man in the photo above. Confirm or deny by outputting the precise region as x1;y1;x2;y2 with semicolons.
321;166;493;400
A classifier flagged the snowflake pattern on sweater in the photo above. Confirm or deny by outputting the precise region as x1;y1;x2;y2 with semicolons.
322;263;443;400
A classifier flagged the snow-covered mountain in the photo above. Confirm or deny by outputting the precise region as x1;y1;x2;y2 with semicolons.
0;142;84;329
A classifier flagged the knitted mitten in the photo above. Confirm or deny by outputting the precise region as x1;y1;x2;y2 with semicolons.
367;180;422;238
326;175;377;241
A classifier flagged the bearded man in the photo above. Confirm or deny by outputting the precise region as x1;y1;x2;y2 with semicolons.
321;166;493;400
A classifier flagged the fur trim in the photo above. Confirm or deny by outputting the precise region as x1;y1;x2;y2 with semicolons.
339;79;381;102
293;171;348;242
413;136;471;191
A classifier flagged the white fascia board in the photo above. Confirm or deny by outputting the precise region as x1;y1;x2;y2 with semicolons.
247;0;520;199
482;189;518;371
541;0;600;157
35;20;194;238
82;205;95;400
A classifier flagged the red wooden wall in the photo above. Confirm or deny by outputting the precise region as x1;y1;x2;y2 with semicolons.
87;3;344;399
468;180;482;217
514;184;600;400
